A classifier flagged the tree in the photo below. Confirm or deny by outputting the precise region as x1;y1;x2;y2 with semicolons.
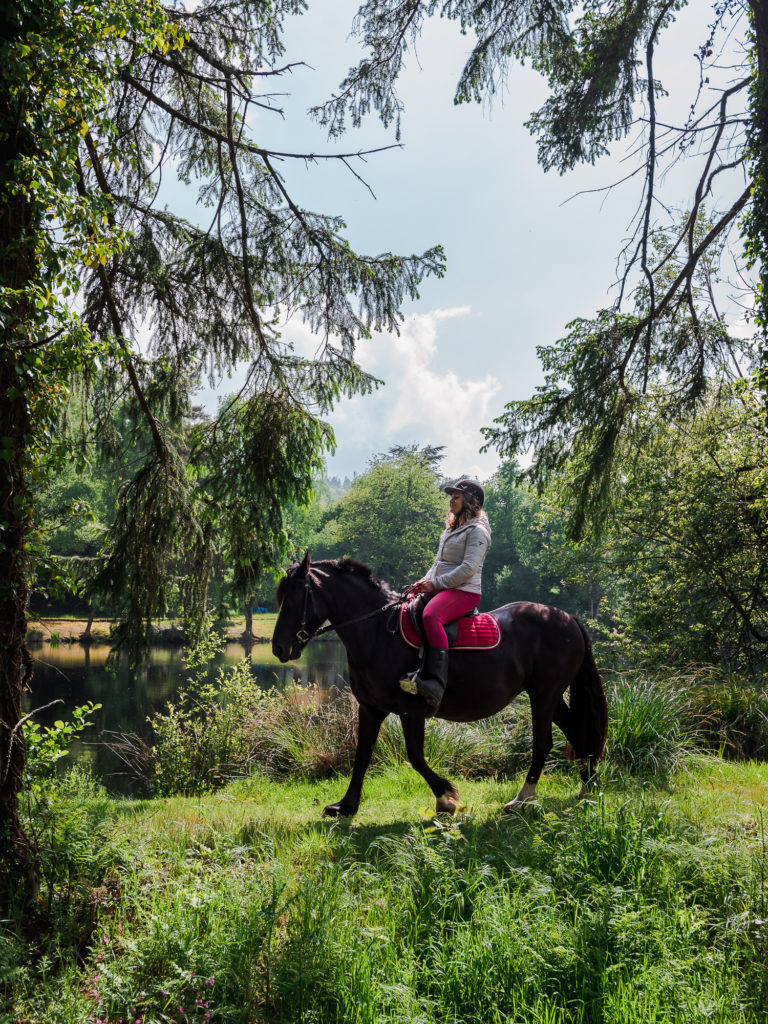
0;0;443;904
587;385;768;669
485;217;753;537
312;0;765;531
324;445;446;589
482;463;602;615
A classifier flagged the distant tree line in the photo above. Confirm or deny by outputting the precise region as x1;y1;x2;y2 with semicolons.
38;397;767;674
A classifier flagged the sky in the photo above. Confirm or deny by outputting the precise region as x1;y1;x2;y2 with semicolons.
197;0;750;483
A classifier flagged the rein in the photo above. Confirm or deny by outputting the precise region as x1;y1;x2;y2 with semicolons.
296;576;402;646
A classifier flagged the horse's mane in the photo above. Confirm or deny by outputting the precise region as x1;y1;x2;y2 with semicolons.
279;556;399;603
313;558;399;600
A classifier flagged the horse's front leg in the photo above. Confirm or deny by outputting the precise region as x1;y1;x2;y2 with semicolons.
324;703;386;817
400;713;460;815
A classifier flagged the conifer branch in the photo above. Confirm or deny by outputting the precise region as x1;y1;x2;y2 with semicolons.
120;71;399;163
224;73;270;353
77;144;169;464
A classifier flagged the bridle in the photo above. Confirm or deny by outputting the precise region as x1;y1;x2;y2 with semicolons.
293;574;403;648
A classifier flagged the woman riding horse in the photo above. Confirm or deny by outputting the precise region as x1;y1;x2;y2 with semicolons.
272;549;608;818
408;477;491;715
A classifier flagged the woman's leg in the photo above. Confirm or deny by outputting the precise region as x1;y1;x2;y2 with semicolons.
422;589;481;648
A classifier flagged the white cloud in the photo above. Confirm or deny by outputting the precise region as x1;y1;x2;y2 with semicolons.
322;306;503;479
195;304;504;481
384;308;502;478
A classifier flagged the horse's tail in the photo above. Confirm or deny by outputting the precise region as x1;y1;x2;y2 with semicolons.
566;619;608;763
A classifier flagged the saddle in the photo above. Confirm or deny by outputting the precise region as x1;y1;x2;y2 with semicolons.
399;595;501;651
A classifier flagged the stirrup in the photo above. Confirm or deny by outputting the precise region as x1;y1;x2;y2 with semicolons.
399;671;419;695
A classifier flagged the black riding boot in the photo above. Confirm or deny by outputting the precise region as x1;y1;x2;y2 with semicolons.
415;647;449;717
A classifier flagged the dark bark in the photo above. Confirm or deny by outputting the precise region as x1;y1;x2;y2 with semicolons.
0;19;41;907
0;246;39;909
752;0;768;335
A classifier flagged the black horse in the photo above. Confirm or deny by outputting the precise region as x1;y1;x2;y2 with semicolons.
272;554;608;817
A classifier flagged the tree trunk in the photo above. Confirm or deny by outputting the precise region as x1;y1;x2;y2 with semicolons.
0;348;39;910
750;0;768;350
82;608;95;643
243;591;255;640
0;24;41;907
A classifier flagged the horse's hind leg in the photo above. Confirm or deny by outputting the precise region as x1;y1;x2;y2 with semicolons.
503;695;554;813
400;713;460;815
324;703;386;817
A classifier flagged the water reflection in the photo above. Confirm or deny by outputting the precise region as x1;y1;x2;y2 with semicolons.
23;638;348;792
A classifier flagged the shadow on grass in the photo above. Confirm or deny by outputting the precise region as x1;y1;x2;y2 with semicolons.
306;790;592;870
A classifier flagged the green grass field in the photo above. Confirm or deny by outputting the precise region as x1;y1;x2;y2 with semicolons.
26;613;279;643
7;757;768;1024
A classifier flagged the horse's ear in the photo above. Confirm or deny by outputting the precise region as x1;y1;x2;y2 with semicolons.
297;551;311;578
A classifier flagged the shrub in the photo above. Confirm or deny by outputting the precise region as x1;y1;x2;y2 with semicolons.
244;689;537;781
151;656;265;796
691;672;768;759
606;672;697;776
19;706;119;949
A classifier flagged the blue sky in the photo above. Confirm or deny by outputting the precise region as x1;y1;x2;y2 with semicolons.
199;0;750;482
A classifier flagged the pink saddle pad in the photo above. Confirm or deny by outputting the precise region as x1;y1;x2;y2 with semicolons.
398;600;501;651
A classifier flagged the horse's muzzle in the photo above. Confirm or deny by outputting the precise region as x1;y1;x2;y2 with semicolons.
272;638;294;662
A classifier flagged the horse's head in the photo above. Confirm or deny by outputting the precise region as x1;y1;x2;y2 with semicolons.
272;551;324;662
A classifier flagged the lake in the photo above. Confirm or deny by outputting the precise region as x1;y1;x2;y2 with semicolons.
24;637;348;792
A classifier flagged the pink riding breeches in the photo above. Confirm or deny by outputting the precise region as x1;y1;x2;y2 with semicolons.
422;588;481;649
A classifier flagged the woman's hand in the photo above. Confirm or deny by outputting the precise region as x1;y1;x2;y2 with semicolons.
411;579;436;596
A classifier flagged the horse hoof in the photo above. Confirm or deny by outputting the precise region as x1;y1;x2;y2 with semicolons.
502;798;537;815
323;802;356;818
435;789;459;815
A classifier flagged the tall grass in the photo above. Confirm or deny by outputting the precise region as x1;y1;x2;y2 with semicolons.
245;687;535;781
691;671;768;759
606;672;698;776
108;643;768;797
8;770;768;1023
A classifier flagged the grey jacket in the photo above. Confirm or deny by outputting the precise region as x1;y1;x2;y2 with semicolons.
426;517;492;595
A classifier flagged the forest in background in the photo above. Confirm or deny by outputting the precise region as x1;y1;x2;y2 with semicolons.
36;387;768;675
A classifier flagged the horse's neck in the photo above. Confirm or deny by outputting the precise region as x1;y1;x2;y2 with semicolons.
325;575;389;623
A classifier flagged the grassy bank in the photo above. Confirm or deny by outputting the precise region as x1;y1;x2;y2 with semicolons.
26;614;279;645
6;758;768;1023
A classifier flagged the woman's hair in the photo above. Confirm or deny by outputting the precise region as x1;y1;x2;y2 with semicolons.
446;493;488;531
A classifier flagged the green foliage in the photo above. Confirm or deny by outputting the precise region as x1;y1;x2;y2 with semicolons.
607;673;696;776
20;707;113;926
146;633;264;796
482;462;602;614
321;445;446;588
7;770;768;1023
24;702;102;793
594;386;766;669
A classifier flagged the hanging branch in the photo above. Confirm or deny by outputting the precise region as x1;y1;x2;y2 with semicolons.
76;146;169;464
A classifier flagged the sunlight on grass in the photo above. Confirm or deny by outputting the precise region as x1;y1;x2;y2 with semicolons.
9;757;768;1024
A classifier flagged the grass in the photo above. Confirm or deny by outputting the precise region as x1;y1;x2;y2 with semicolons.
5;758;768;1024
26;613;279;644
11;659;768;1022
